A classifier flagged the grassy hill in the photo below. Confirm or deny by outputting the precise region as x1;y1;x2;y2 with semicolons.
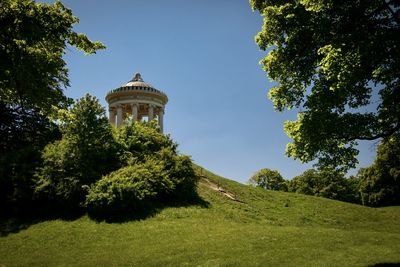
1;166;399;266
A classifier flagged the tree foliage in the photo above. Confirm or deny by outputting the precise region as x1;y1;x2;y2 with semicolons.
115;120;177;164
251;0;400;170
34;99;199;214
0;0;105;113
85;160;164;217
0;102;60;211
0;0;105;212
34;95;119;209
356;134;400;206
86;122;199;218
289;168;354;202
249;168;288;191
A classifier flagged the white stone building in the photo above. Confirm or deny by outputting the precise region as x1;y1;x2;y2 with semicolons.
105;73;168;132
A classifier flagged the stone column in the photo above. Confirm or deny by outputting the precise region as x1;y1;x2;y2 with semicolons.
116;105;123;127
131;103;138;121
158;108;164;133
109;108;116;126
148;104;154;121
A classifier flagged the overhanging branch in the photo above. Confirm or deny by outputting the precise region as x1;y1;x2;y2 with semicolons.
351;122;400;141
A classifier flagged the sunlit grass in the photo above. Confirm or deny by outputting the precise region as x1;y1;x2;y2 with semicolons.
0;166;399;266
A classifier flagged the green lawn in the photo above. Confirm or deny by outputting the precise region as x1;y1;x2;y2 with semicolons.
1;166;399;266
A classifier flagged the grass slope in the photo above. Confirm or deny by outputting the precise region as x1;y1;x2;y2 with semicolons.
1;166;400;266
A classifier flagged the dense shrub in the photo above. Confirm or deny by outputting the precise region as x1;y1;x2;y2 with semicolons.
115;120;177;164
86;146;199;217
155;148;198;201
85;160;163;217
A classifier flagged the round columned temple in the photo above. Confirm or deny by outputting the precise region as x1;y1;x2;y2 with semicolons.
105;73;168;132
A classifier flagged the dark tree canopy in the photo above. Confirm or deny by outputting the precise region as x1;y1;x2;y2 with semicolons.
0;0;105;212
357;133;400;206
251;0;400;170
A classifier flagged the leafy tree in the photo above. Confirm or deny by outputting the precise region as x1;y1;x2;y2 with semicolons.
57;94;120;185
251;0;400;170
357;134;400;206
289;168;356;202
0;0;105;114
345;175;362;204
249;168;288;191
0;0;105;212
289;169;318;196
0;103;60;212
35;94;119;209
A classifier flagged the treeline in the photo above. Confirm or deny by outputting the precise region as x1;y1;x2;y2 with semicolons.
0;94;198;218
249;136;400;207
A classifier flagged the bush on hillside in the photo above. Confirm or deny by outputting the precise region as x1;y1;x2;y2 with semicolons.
86;148;199;218
115;120;177;164
86;121;198;218
85;159;163;217
33;98;199;215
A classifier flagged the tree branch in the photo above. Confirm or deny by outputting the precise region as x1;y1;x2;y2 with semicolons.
352;122;400;141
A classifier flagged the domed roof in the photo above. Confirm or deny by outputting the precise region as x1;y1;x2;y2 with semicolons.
124;73;154;88
106;73;168;103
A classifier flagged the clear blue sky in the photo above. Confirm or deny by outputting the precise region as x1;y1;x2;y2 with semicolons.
49;0;377;183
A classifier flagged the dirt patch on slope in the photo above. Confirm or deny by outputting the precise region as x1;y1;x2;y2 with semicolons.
199;177;244;203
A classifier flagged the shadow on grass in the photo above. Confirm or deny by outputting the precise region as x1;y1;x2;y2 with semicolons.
88;194;210;223
369;263;400;267
0;217;39;237
0;194;210;235
0;207;85;237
